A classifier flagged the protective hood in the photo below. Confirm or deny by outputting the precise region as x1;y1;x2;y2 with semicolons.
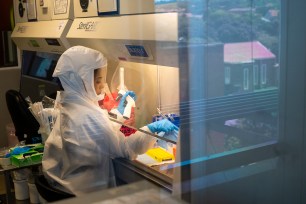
53;46;107;102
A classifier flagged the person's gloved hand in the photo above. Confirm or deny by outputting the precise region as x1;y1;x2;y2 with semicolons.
157;130;179;149
147;119;179;133
117;91;136;114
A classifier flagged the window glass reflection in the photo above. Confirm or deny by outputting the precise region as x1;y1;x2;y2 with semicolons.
177;0;280;154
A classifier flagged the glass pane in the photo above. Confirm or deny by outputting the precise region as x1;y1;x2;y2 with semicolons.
179;0;280;155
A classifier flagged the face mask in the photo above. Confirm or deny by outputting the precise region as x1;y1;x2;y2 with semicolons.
97;92;105;101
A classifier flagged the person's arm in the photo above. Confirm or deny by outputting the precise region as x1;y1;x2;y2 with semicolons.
106;118;178;160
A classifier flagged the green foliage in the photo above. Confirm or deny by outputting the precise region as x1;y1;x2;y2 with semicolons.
178;0;281;57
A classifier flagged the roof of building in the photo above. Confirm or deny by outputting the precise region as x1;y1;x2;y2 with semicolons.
224;41;275;63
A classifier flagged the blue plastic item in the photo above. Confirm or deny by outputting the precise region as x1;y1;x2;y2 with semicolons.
152;113;180;128
10;146;31;156
117;91;136;114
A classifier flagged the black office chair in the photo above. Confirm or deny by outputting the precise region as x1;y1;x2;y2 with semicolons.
5;89;41;144
35;175;75;202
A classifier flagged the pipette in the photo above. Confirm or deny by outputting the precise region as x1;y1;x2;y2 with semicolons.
157;107;174;121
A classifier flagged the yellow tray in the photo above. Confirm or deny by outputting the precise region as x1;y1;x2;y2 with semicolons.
146;147;174;162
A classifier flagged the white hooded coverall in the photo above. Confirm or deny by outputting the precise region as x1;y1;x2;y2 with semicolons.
42;46;156;196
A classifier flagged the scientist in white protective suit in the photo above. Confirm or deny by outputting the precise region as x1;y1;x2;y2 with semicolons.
42;46;178;196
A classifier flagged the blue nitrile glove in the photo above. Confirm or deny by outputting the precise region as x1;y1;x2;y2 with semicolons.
147;119;179;133
157;130;179;149
117;91;136;114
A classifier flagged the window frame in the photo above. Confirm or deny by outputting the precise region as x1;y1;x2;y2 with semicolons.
225;66;231;85
261;64;267;85
253;64;259;86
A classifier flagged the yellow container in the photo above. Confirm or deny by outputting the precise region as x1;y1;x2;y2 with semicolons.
146;147;174;162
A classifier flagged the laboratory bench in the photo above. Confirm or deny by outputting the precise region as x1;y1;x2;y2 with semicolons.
0;141;175;203
0;163;41;204
109;119;176;192
0;158;176;204
112;157;174;192
54;157;179;203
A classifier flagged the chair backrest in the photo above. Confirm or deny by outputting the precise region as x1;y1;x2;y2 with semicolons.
5;89;41;144
35;175;75;202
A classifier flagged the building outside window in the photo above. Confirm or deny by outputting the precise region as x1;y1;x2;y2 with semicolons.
243;68;249;90
261;63;267;85
253;64;259;86
225;66;231;84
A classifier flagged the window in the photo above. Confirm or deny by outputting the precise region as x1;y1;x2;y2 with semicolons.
253;64;259;86
225;66;231;84
243;68;249;90
175;0;306;203
261;64;267;85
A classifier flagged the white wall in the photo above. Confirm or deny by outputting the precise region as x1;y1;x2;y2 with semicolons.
0;67;21;147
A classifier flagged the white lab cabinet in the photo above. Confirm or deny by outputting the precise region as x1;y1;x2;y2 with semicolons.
11;20;72;53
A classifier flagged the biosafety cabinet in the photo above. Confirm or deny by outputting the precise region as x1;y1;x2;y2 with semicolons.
11;7;182;197
66;13;180;126
65;12;181;192
11;0;75;102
